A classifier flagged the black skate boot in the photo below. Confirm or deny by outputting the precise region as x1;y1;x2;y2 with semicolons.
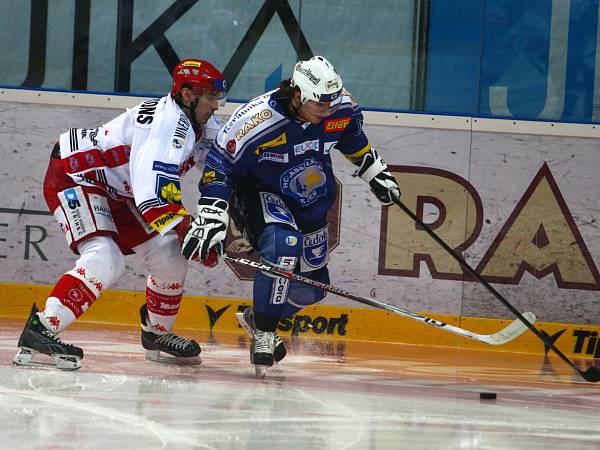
235;307;286;363
13;303;83;370
140;304;201;364
251;329;276;378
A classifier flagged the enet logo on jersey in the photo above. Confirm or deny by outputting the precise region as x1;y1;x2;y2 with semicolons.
258;152;289;164
324;117;350;132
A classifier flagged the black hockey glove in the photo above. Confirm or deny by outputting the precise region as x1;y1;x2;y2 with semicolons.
181;197;229;262
357;149;400;205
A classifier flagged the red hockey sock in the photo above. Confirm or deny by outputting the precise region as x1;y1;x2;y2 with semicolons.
48;272;99;318
145;275;183;334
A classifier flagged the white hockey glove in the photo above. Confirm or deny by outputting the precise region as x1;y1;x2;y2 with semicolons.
357;149;400;205
181;197;229;262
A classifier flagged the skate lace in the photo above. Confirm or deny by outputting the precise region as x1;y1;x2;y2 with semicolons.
244;309;282;347
41;330;72;348
255;331;275;354
156;333;193;350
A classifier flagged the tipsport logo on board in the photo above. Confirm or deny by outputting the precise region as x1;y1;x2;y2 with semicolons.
234;305;349;336
278;312;349;336
224;178;343;281
378;163;600;291
572;329;600;359
538;327;600;359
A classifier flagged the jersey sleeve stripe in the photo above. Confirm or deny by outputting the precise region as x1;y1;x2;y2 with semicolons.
70;128;78;151
343;143;371;164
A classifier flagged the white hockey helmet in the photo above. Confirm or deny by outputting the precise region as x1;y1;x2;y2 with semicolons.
291;56;343;104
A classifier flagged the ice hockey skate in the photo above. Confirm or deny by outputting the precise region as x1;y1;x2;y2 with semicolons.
236;307;285;377
13;303;83;370
236;307;286;363
140;304;201;365
250;328;278;378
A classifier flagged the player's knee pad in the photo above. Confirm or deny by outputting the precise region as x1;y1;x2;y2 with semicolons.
253;225;303;317
140;232;188;282
258;224;302;266
76;236;125;287
282;266;330;317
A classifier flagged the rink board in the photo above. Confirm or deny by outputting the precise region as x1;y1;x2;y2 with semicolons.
0;91;599;331
1;282;598;360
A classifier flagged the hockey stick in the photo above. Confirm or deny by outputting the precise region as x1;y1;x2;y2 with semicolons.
392;197;600;382
224;255;534;346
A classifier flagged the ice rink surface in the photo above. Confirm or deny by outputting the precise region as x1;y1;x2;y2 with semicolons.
0;321;598;450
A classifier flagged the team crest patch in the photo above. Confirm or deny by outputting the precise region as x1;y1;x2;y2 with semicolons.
280;158;327;206
155;174;181;205
259;192;297;229
301;226;328;271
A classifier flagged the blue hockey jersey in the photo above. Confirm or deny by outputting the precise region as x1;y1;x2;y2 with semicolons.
200;88;371;223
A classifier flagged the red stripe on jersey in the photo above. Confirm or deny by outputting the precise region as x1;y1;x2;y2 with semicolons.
62;145;131;174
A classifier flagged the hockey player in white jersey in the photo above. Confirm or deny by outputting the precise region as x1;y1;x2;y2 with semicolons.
13;59;226;370
182;56;400;376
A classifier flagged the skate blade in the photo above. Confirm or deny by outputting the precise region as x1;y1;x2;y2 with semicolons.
13;348;81;371
145;350;202;365
254;365;268;378
235;312;254;337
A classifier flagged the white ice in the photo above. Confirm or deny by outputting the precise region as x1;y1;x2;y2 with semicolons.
1;324;599;450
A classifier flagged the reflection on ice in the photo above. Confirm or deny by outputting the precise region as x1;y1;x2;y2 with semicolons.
0;322;598;450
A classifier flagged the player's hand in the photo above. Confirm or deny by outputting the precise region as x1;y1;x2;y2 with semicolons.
181;197;229;263
357;149;400;205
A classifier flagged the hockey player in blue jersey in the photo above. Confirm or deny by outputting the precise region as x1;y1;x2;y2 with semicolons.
182;56;400;375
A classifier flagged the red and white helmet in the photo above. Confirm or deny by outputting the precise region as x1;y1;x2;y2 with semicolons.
170;59;226;101
291;56;343;104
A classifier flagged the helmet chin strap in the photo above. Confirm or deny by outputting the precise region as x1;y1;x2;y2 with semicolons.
289;97;308;122
175;94;201;128
276;86;309;122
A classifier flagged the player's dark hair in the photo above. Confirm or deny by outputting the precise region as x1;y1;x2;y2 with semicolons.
276;79;301;117
172;83;200;128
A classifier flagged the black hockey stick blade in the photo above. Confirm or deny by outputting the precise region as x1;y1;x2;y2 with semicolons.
580;366;600;383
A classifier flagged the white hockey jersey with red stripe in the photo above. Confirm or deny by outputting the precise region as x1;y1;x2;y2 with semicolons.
57;95;219;234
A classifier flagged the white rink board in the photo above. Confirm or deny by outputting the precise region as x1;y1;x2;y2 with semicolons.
0;99;598;325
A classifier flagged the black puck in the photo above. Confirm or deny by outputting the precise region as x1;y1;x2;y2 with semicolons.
479;392;497;400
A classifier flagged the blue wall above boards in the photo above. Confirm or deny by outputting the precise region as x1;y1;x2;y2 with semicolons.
1;0;599;123
426;0;600;124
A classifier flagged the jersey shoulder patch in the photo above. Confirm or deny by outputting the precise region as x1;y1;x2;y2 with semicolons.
216;93;285;159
